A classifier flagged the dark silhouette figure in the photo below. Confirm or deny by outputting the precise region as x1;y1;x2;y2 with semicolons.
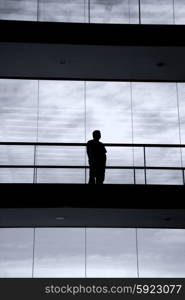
87;130;107;184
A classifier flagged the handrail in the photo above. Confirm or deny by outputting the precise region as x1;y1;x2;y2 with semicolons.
0;142;185;148
0;142;184;184
0;165;184;170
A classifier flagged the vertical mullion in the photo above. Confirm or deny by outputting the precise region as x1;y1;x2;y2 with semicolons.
172;0;175;25
37;0;40;21
85;227;87;277
33;80;40;184
136;228;140;278
128;0;131;24
138;0;141;24
143;146;147;184
130;82;136;184
176;83;184;185
88;0;91;23
84;81;87;184
32;228;36;278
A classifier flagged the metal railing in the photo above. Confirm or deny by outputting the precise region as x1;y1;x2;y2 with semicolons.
0;142;185;184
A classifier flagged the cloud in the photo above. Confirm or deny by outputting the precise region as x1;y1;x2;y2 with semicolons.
0;79;185;183
1;228;185;277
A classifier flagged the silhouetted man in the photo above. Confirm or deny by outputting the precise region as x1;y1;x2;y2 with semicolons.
87;130;107;184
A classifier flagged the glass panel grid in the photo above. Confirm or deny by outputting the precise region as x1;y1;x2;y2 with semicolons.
86;228;138;277
0;228;34;278
138;229;185;277
34;228;85;277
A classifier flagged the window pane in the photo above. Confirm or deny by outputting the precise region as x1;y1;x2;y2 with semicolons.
146;170;183;185
132;83;182;185
37;81;85;183
177;83;185;167
105;169;134;184
86;228;137;277
140;0;174;24
132;83;180;144
36;146;85;166
34;228;85;277
86;82;132;184
146;147;182;167
86;82;132;143
0;168;34;183
107;147;133;166
174;0;185;24
39;0;86;22
0;145;34;183
38;81;85;142
90;0;139;24
36;168;85;183
0;145;34;165
178;83;185;144
0;228;33;277
105;146;134;183
133;147;145;183
36;146;86;184
0;79;38;142
135;169;145;184
138;229;185;277
0;0;37;21
129;0;140;23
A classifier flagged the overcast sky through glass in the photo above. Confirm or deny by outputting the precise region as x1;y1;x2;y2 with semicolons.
0;228;185;278
0;1;185;184
0;80;184;184
0;0;185;24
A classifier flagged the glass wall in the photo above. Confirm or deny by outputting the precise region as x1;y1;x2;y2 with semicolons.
0;0;38;21
138;229;185;277
0;79;185;184
34;228;85;277
36;81;85;183
0;79;37;183
140;0;174;24
0;228;185;277
38;0;87;23
0;0;185;24
86;228;137;277
131;82;183;185
89;0;139;24
0;228;33;277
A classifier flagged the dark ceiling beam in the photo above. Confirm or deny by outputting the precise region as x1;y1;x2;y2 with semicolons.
1;20;185;46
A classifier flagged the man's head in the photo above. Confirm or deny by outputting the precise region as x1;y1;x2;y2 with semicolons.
93;130;101;141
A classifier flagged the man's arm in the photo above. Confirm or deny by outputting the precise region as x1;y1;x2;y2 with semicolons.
87;142;93;164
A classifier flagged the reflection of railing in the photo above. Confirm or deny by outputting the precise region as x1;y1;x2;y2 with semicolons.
0;142;185;185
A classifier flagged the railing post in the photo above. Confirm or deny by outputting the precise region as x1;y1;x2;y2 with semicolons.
143;146;147;185
133;168;136;184
33;145;37;184
139;0;141;25
182;168;185;185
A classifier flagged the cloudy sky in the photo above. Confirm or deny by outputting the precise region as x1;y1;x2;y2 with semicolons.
0;0;185;24
0;79;185;184
0;227;185;277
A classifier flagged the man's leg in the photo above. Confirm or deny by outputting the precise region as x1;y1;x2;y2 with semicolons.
88;166;95;184
96;167;105;184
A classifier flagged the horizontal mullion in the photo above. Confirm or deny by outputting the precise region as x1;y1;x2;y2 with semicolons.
0;165;184;170
0;142;185;148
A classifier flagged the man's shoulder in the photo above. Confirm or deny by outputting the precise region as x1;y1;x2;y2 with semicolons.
87;139;94;144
